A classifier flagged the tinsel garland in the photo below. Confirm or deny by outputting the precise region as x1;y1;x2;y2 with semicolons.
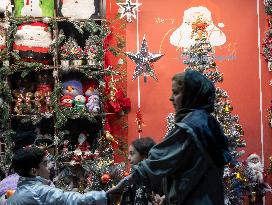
262;26;272;67
264;0;272;15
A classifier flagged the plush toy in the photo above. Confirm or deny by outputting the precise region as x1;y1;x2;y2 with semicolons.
63;140;69;153
0;0;12;17
33;91;43;113
73;95;86;111
62;80;83;97
13;22;53;64
36;72;53;95
24;92;33;114
84;85;96;97
86;91;100;113
44;91;53;113
60;0;96;19
76;132;90;152
61;95;73;108
14;93;24;115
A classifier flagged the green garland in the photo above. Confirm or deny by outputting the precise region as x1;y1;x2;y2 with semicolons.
0;130;15;172
0;80;12;129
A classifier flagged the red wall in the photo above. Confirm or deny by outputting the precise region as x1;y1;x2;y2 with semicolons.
107;0;272;203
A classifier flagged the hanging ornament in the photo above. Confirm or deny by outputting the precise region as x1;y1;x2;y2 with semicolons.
101;173;111;184
268;100;272;127
104;120;118;144
264;0;272;15
116;0;142;23
126;35;164;82
123;170;130;177
223;102;233;114
165;113;175;136
267;156;272;174
108;75;117;102
136;108;145;133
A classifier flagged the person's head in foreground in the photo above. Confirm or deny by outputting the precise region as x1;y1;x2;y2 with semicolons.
128;137;156;166
170;69;215;117
12;146;50;180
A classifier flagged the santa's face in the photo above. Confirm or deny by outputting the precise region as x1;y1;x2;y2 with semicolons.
15;25;52;48
62;98;73;105
247;157;263;172
78;134;86;144
74;95;86;103
61;0;95;19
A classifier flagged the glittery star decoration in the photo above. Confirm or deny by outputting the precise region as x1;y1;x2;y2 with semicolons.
116;0;142;23
126;35;164;82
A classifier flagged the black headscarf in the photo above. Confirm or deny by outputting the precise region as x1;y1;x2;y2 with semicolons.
174;70;231;166
175;69;215;122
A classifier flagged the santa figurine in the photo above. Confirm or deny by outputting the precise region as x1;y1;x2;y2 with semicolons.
60;0;96;19
75;132;90;152
60;95;73;108
62;140;69;153
13;22;53;64
246;153;272;205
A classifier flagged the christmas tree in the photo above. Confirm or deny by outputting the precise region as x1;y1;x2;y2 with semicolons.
178;17;247;205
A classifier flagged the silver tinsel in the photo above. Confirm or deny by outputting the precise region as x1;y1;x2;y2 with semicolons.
116;0;142;23
165;113;175;136
125;35;164;82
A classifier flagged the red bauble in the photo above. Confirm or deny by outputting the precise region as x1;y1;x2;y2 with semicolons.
123;171;130;177
101;174;111;184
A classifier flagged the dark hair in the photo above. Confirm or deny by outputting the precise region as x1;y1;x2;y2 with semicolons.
0;168;5;180
12;147;46;177
131;137;156;157
172;72;185;90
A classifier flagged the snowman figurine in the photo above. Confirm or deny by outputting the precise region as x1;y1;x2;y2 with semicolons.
60;0;95;19
21;0;43;17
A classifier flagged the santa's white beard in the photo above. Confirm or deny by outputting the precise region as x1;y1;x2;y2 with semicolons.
247;161;264;183
14;27;52;48
61;0;95;19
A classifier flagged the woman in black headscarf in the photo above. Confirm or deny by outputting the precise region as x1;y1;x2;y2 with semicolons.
107;70;231;205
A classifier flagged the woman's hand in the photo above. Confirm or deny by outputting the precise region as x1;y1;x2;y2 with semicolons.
151;194;165;205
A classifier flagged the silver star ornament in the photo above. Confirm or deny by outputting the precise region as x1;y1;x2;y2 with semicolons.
116;0;141;23
125;35;164;82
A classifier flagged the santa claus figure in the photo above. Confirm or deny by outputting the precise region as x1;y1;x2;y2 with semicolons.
76;132;90;152
170;6;226;48
246;153;264;183
60;0;96;19
13;22;53;64
0;0;12;17
246;153;271;205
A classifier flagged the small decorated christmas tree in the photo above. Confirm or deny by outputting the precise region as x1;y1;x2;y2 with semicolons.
60;37;84;61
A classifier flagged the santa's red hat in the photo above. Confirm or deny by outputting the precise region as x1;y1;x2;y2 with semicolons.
246;153;261;162
61;95;73;101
